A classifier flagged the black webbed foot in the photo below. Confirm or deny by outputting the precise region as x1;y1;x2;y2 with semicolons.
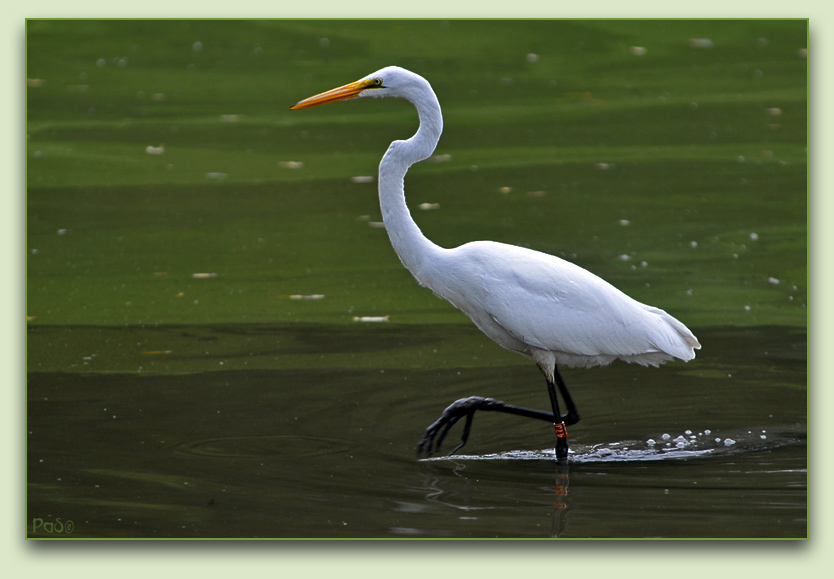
416;366;580;460
417;396;504;458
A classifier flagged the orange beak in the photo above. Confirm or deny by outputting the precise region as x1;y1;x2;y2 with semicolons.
290;78;380;109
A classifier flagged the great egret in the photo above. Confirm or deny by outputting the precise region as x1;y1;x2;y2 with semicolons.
291;66;700;460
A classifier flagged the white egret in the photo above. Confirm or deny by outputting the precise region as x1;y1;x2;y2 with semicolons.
291;66;700;460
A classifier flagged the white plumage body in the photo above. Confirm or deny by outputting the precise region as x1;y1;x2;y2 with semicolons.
424;240;699;375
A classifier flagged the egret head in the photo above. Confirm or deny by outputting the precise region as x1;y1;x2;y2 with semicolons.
291;66;428;109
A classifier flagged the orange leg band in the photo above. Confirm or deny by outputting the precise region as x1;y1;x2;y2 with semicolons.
553;422;568;439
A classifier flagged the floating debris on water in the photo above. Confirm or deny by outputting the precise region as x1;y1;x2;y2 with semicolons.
689;38;714;49
418;202;440;211
279;161;304;169
353;315;390;323
287;294;325;300
192;273;217;279
351;175;374;183
145;145;165;155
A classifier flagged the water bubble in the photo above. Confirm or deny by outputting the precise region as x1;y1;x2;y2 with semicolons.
723;438;736;446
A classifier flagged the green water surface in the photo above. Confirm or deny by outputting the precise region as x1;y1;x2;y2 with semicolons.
26;19;807;539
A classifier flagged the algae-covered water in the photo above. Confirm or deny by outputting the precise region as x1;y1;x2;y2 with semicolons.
26;19;807;538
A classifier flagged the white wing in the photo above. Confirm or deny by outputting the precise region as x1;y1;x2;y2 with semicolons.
429;241;700;369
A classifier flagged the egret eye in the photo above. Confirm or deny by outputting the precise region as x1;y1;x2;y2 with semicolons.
374;78;383;86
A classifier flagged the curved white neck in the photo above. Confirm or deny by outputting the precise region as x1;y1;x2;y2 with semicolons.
377;86;445;284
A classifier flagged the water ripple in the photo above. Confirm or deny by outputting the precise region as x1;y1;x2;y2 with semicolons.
166;435;354;459
421;423;805;463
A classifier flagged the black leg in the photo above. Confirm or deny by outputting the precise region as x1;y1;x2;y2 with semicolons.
417;364;581;459
417;396;555;458
553;364;580;426
546;377;569;460
547;364;581;460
